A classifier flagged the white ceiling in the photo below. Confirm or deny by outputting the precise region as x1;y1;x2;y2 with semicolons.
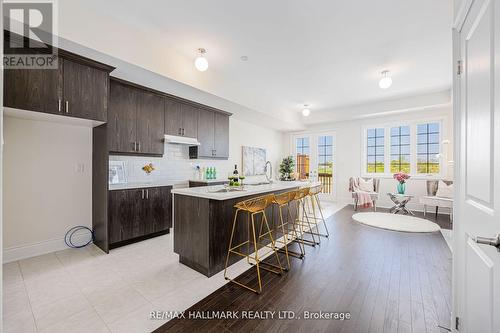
59;0;453;130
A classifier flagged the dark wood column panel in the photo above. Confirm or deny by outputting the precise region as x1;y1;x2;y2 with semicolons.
92;124;109;253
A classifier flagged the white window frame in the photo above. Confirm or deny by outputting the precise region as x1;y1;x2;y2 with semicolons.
361;118;446;179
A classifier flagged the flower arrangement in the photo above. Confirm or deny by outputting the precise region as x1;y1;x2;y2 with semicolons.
393;172;410;184
393;172;410;194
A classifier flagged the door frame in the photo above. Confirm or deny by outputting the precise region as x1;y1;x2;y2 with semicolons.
290;131;337;201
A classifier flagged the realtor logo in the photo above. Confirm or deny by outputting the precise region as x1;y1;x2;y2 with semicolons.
3;0;58;69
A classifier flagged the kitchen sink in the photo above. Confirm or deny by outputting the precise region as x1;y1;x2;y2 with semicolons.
209;187;246;193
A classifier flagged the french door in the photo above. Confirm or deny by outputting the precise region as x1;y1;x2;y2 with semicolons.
293;132;336;201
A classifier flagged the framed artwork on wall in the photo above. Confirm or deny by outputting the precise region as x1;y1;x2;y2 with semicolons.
242;146;267;176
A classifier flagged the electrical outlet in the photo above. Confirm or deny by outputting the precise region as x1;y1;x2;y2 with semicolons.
75;163;85;173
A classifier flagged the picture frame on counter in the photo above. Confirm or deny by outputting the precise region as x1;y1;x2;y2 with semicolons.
109;161;127;184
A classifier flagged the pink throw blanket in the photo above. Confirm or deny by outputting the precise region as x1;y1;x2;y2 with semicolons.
353;179;374;208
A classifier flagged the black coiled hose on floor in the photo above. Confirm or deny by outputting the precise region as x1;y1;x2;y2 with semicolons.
64;226;94;248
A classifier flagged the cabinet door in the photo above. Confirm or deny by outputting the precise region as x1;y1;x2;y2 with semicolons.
108;82;138;153
137;91;165;155
164;98;183;136
147;186;172;233
63;58;109;121
132;189;147;238
197;110;215;157
4;65;62;114
181;104;198;138
214;113;230;158
108;189;135;243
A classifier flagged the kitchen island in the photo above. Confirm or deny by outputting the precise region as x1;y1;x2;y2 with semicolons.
171;181;317;277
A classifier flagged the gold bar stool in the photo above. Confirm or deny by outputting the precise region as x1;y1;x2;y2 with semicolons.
306;185;330;239
293;187;319;247
224;194;284;294
270;190;305;270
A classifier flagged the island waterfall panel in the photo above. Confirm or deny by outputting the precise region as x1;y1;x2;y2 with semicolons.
173;188;298;277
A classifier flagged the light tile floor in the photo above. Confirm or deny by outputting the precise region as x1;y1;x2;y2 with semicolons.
3;201;345;333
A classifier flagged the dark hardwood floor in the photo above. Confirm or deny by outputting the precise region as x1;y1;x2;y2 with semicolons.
155;206;452;333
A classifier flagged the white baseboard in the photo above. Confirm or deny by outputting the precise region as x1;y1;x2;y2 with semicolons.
3;233;91;263
440;229;453;252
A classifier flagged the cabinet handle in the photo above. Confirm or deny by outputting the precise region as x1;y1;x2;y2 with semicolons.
133;142;136;151
214;149;216;156
141;189;144;199
182;128;185;136
137;142;141;152
65;101;69;114
58;99;62;112
146;189;149;199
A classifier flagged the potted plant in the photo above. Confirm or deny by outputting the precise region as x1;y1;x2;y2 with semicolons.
279;156;296;181
393;172;410;194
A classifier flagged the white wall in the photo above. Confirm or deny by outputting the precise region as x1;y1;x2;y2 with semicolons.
111;117;285;185
3;117;92;262
284;106;453;210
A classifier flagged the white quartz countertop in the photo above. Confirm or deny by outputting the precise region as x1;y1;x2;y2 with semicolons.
171;181;321;200
188;179;229;183
109;180;185;191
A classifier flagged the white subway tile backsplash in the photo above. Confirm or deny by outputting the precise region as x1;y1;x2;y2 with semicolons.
109;144;232;184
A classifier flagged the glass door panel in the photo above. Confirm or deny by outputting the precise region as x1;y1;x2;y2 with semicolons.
295;137;310;180
317;135;334;197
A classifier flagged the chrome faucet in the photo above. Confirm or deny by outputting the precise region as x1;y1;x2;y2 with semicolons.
264;161;273;183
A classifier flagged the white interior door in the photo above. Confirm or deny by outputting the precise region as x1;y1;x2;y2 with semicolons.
454;0;500;331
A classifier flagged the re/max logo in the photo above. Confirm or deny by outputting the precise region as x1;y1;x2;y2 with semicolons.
150;311;186;320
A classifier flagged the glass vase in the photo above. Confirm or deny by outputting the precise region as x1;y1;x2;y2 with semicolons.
397;182;406;194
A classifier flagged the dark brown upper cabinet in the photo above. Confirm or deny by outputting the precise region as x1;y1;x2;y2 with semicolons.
62;58;109;121
4;54;113;122
164;98;198;138
190;110;230;159
196;110;216;157
181;103;198;138
108;82;138;154
108;79;165;156
164;98;183;136
137;91;165;155
4;66;62;115
214;112;230;158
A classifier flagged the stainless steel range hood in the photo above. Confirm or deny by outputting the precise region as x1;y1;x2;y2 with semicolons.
164;134;200;146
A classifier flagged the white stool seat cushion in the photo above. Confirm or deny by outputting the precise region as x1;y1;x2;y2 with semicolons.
419;196;453;208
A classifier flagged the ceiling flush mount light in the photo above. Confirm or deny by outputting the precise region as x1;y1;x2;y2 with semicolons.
379;70;392;89
194;48;208;72
302;105;311;117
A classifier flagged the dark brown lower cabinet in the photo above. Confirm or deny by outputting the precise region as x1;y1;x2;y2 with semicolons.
108;186;172;247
